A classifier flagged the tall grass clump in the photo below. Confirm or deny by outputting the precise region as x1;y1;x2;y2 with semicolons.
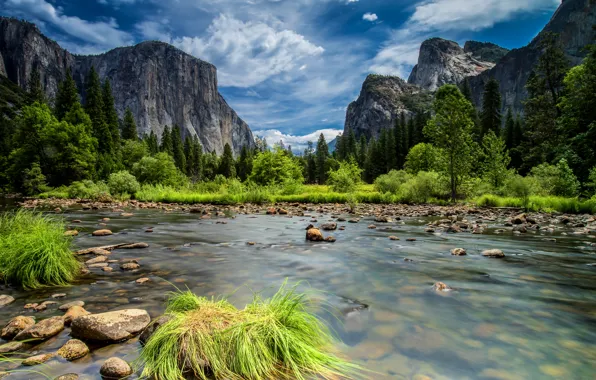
0;209;80;289
139;283;361;380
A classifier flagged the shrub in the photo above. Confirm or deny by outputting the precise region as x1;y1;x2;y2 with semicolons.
374;170;412;194
133;152;188;188
0;209;80;289
138;282;359;380
327;160;362;193
108;170;140;196
67;180;111;201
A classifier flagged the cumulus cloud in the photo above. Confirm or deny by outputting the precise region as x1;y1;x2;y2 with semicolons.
172;14;324;87
253;128;343;152
362;13;378;22
4;0;133;52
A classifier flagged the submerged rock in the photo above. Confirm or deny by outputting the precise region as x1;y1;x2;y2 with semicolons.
1;316;35;340
57;339;89;361
71;309;150;342
482;249;505;258
100;357;132;379
14;316;64;341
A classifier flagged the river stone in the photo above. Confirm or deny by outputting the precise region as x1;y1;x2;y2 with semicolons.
54;374;79;380
71;309;150;342
1;316;36;340
320;223;337;231
451;248;467;256
59;301;85;311
57;339;89;361
482;249;505;258
0;341;28;354
92;230;113;237
22;353;56;366
139;315;174;345
0;295;15;306
306;228;324;242
14;316;64;341
63;306;91;326
100;357;132;379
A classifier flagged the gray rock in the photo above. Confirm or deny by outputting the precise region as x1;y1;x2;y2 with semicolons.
1;316;36;340
71;309;150;342
14;316;64;341
99;357;132;379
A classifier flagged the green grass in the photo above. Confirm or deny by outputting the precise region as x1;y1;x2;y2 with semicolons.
474;194;596;213
139;282;362;380
0;209;80;289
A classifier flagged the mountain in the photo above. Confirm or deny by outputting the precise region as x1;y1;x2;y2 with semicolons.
0;17;254;155
407;38;503;91
344;74;432;140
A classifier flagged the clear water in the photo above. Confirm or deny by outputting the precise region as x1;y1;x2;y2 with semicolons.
1;207;595;379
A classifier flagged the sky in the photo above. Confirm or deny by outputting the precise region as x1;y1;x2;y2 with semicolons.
2;0;561;152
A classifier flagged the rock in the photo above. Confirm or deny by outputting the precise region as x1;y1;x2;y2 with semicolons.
389;236;400;241
54;374;79;380
118;242;149;249
482;249;505;258
451;248;467;256
139;315;174;345
57;339;89;361
320;223;337;231
0;341;28;354
1;316;35;340
100;357;133;379
64;230;79;237
432;282;452;292
86;256;108;265
63;306;91;326
14;316;64;341
0;295;15;306
306;228;324;242
120;263;140;271
22;353;55;366
59;301;85;311
92;229;113;237
71;309;151;342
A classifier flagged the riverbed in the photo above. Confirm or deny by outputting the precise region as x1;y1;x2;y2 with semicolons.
1;203;596;379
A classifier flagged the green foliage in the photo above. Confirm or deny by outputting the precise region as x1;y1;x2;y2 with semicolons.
404;143;442;174
133;152;187;187
67;180;111;201
23;163;47;196
122;107;137;141
138;282;360;380
0;209;80;289
327;160;362;193
250;148;304;187
481;131;511;189
108;170;140;196
374;170;412;194
530;159;580;197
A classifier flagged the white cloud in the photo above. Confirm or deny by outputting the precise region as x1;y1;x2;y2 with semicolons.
253;128;343;152
5;0;133;52
363;13;378;22
172;14;324;87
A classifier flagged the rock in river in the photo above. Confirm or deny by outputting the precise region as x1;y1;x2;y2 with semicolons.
100;357;133;379
1;316;35;340
57;339;90;361
482;249;505;258
14;316;64;341
71;309;150;342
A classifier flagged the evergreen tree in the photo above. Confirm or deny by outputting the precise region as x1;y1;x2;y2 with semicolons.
85;66;112;153
357;135;367;169
503;108;515;150
102;80;120;147
122;108;137;141
54;71;79;120
160;126;173;155
171;125;186;173
28;68;45;104
146;130;159;155
480;78;502;138
315;133;329;184
219;143;236;178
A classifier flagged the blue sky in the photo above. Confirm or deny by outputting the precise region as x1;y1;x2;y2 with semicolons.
2;0;561;150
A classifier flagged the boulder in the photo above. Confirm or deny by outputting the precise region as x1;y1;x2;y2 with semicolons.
57;339;89;361
63;306;90;326
0;295;15;307
1;316;35;340
100;357;133;379
320;223;337;231
14;316;64;341
22;353;55;366
306;228;324;242
139;315;174;345
92;230;113;237
482;249;505;258
451;248;467;256
71;309;150;342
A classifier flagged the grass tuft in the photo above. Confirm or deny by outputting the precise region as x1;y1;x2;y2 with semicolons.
139;282;362;380
0;209;80;289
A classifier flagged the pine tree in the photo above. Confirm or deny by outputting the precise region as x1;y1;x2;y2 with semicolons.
54;71;79;120
28;68;45;104
315;133;329;184
171;125;186;173
503;108;515;150
122;108;138;141
160;126;173;156
219;143;236;178
85;66;112;153
103;80;120;147
480;78;502;138
146;130;159;155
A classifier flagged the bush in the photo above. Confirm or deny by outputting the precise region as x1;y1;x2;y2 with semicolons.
530;159;580;197
399;171;442;203
374;170;412;194
108;170;140;196
327;161;362;193
67;180;111;201
0;209;80;289
133;152;188;188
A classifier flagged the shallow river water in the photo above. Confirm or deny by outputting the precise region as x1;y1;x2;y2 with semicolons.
1;206;596;379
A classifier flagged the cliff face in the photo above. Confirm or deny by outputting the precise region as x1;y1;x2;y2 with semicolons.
407;38;496;91
344;74;432;139
0;17;254;155
468;0;596;112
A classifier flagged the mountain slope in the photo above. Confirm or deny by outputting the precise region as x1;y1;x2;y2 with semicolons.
0;17;254;155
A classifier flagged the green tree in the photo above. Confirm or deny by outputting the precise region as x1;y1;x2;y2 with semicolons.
481;130;511;188
28;68;45;104
122;108;137;141
85;66;112;154
102;80;120;147
54;71;79;120
315;133;329;184
218;143;236;178
160;126;173;156
424;85;476;201
480;78;502;138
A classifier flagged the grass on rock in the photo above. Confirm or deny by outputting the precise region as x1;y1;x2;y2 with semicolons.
0;209;80;289
139;283;361;380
